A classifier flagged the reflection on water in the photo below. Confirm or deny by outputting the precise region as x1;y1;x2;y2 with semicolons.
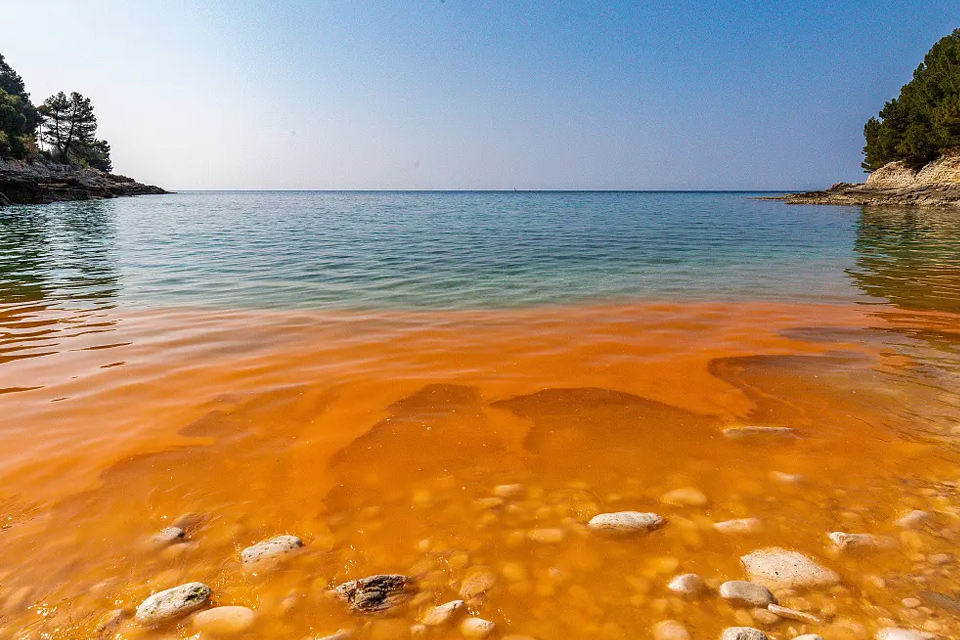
849;206;960;313
0;201;120;368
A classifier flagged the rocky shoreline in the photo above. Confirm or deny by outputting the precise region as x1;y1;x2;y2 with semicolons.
777;155;960;208
779;183;960;208
0;158;168;206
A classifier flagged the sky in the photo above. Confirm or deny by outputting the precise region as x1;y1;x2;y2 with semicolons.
2;1;958;190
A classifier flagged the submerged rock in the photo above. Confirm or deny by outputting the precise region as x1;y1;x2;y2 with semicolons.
723;426;797;440
135;582;212;625
714;518;764;534
767;603;822;624
421;600;466;626
828;532;897;550
460;617;496;638
667;573;707;597
587;511;665;534
152;527;186;545
334;574;415;613
653;620;691;640
719;581;775;607
459;569;498;602
895;510;933;529
740;548;839;589
721;627;768;640
240;535;304;565
192;606;256;635
875;628;936;640
661;488;708;507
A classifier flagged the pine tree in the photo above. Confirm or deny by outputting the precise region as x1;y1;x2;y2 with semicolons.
38;91;111;169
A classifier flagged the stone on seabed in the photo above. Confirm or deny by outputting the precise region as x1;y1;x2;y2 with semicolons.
721;627;768;640
740;548;839;589
653;619;691;640
135;582;212;625
661;487;708;507
335;574;415;612
895;510;932;529
875;628;936;640
587;511;665;534
240;534;304;565
667;573;707;597
460;617;496;638
719;581;775;607
421;599;465;626
192;605;256;635
714;518;764;534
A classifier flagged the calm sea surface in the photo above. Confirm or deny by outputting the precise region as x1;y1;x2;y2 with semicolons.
2;191;959;311
5;193;960;639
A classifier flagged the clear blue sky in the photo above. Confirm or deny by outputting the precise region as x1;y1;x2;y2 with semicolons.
2;1;958;190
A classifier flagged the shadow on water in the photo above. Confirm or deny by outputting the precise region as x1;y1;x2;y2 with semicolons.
0;201;121;369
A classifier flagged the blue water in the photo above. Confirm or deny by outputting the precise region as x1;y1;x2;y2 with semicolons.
2;191;960;311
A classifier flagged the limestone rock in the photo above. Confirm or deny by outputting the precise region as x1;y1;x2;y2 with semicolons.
587;511;665;534
740;548;839;589
767;603;822;624
334;574;415;613
460;617;496;638
421;600;465;626
653;619;691;640
240;535;303;565
667;573;707;597
135;582;212;625
719;581;775;607
875;628;936;640
661;488;708;507
714;518;763;534
721;627;768;640
192;606;256;635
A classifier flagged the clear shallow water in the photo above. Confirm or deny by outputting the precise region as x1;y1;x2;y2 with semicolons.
3;191;959;311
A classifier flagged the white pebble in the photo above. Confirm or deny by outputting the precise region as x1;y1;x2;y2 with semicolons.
587;511;665;534
667;573;706;597
714;518;764;534
460;617;496;638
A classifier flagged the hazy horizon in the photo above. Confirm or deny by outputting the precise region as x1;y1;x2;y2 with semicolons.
3;1;958;191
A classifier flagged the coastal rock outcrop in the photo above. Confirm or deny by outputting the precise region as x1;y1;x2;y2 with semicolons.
782;154;960;207
0;158;167;206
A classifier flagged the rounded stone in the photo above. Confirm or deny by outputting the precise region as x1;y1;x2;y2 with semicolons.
240;535;304;565
714;518;763;534
527;528;565;543
721;627;769;640
459;569;498;600
792;635;825;640
740;548;839;589
767;603;822;625
653;619;691;640
421;600;465;626
460;617;496;638
135;582;212;625
494;484;524;498
875;629;935;640
667;573;706;597
661;488;708;507
335;574;415;613
192;606;256;635
719;581;775;607
587;511;666;534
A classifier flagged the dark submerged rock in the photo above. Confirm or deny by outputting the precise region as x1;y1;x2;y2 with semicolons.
334;574;416;613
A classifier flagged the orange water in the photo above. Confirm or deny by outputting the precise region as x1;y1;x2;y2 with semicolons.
2;301;960;640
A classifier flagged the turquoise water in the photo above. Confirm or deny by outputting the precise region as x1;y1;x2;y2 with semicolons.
2;191;960;311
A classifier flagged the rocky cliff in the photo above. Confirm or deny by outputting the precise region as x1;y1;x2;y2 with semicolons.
784;154;960;207
0;158;168;206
